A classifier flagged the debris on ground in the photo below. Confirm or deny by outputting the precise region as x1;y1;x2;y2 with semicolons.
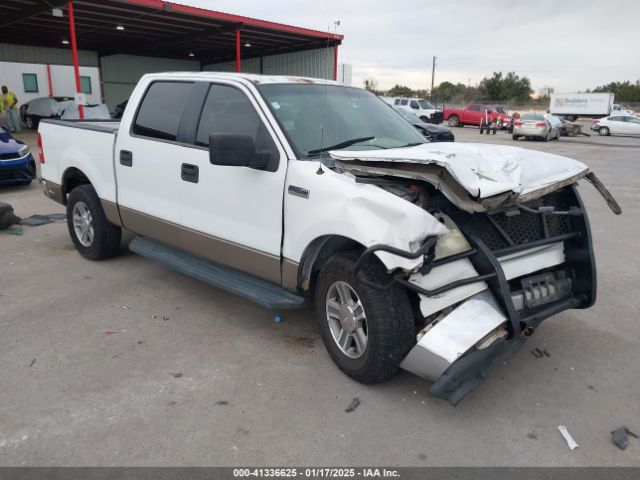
345;397;360;413
531;348;544;358
543;349;551;357
612;426;639;451
5;225;23;236
28;358;36;368
273;314;282;323
171;372;183;378
19;213;66;227
558;425;579;450
0;202;20;230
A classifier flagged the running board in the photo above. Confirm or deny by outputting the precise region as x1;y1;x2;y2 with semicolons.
129;236;307;310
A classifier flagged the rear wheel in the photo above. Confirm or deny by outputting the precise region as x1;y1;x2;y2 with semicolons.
599;126;610;136
512;135;520;141
25;115;37;130
447;115;459;127
315;252;415;384
67;184;121;260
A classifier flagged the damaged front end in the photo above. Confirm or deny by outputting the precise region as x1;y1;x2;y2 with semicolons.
341;148;620;405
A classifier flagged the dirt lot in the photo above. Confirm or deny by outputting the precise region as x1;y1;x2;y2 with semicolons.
1;125;639;466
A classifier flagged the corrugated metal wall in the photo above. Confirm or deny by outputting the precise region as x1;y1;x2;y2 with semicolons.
0;43;98;67
100;54;200;110
203;47;335;79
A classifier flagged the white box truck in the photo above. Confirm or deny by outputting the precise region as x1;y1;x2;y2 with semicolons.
549;93;634;120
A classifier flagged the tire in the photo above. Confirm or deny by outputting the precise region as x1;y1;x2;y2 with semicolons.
512;135;520;141
66;184;121;260
25;115;36;130
314;251;415;384
599;126;610;136
447;115;459;127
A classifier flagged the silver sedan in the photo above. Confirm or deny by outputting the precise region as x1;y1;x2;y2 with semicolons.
512;113;560;141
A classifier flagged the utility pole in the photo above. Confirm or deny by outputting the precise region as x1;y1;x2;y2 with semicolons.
430;56;437;100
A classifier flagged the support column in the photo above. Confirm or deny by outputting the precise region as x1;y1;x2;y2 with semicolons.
67;1;84;119
46;64;53;96
333;44;338;81
235;28;241;73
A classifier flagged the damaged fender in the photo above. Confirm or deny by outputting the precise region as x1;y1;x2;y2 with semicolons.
282;161;448;273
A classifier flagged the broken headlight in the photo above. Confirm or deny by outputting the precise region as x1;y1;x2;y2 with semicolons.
434;214;471;260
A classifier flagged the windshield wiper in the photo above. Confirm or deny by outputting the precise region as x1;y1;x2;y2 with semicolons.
396;141;425;148
307;136;375;155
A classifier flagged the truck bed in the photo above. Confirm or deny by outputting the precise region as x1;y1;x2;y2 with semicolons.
41;118;121;134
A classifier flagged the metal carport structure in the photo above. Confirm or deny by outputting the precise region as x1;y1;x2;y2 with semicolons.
1;0;343;116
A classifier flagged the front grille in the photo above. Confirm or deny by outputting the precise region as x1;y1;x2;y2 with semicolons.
450;188;576;252
0;152;20;160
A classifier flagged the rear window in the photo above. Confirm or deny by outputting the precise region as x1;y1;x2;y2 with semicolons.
521;113;544;121
132;81;193;141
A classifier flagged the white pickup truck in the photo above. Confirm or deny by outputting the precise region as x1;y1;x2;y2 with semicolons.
38;73;621;405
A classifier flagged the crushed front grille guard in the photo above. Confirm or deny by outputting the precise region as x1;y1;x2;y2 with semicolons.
353;230;584;338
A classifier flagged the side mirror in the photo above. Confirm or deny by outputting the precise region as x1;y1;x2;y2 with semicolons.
209;133;270;169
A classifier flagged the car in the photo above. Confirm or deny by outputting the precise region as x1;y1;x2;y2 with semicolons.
113;99;128;119
0;125;36;185
394;107;454;142
443;103;511;128
383;96;443;124
38;72;621;405
592;115;640;136
22;96;74;129
512;112;560;141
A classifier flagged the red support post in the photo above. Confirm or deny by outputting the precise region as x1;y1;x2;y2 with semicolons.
46;64;53;96
67;1;84;119
333;44;339;81
235;28;241;73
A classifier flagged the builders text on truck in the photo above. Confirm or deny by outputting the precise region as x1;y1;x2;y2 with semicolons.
38;73;621;405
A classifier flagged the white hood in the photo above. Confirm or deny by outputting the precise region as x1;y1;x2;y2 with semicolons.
330;143;588;199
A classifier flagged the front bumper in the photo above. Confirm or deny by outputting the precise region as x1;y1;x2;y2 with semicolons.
356;185;596;405
0;154;36;185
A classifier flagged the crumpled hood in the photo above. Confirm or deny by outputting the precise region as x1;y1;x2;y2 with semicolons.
331;142;588;199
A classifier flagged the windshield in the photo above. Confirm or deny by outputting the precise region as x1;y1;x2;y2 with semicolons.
395;107;421;123
258;84;425;157
418;99;434;110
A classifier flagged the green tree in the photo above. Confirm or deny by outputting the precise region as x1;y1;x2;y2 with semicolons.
592;81;640;102
387;84;415;97
479;71;533;103
363;77;379;94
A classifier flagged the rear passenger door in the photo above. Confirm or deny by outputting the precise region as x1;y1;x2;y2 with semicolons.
178;82;287;285
115;81;194;240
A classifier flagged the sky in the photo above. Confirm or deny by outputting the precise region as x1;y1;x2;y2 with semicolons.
180;0;640;93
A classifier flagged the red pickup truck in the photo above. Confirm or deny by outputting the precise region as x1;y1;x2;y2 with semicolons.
443;103;511;128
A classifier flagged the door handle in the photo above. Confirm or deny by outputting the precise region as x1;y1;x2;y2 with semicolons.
120;150;133;167
181;163;199;183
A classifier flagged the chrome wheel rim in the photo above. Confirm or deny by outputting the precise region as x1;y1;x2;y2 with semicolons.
72;201;94;247
326;280;368;359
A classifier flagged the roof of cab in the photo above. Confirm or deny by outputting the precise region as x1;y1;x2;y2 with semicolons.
140;71;345;86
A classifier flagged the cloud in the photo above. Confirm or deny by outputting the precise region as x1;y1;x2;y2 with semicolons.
181;0;640;91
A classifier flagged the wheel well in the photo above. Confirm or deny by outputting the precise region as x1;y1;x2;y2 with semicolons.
62;167;91;205
298;235;366;293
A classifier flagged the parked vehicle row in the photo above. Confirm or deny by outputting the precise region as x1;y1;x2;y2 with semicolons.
512;112;561;141
382;96;443;124
393;107;454;142
37;72;621;405
443;103;511;128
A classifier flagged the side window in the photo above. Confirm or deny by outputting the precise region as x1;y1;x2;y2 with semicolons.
410;100;419;109
195;84;279;167
22;73;39;93
394;99;400;105
400;99;408;106
609;116;624;122
469;105;481;111
132;82;193;141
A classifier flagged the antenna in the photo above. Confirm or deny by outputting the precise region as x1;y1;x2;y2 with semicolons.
316;20;340;175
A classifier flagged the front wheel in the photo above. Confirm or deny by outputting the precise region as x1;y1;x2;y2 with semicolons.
315;252;415;384
67;184;121;260
599;126;610;136
447;115;459;127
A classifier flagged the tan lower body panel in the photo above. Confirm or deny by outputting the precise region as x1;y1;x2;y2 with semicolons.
119;206;283;285
100;200;122;226
281;258;300;292
42;180;64;205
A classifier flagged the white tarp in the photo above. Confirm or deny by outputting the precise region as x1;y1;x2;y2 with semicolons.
61;104;111;120
26;98;75;117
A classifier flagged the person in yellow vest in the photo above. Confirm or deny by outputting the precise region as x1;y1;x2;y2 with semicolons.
1;85;21;133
